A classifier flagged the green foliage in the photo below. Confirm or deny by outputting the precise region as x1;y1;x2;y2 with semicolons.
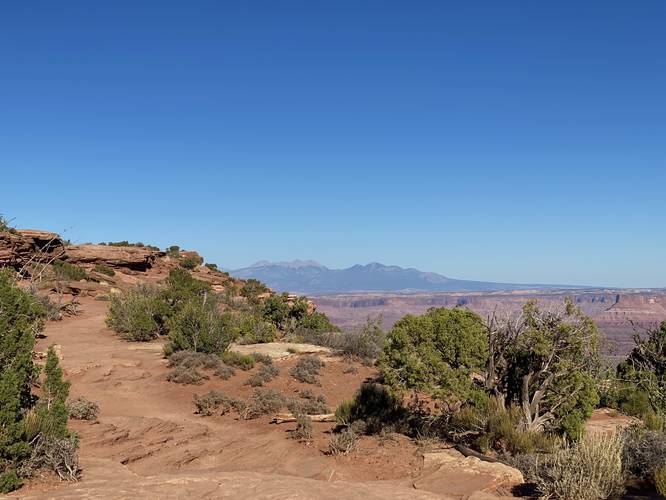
0;214;14;233
341;383;405;435
617;320;666;416
450;396;556;455
36;346;71;439
163;268;211;310
0;269;43;465
166;245;180;257
166;297;233;354
52;259;87;281
92;264;115;276
221;351;256;370
106;286;167;341
234;311;278;344
0;470;22;493
262;295;291;330
240;279;269;302
380;307;488;406
180;256;201;270
102;241;159;250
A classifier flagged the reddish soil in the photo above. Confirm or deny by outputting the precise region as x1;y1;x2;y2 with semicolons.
21;297;433;498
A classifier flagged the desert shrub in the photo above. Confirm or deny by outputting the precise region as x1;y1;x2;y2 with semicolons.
205;263;219;272
655;465;666;497
214;364;236;380
95;294;110;301
335;400;354;425
166;245;180;257
288;391;330;415
221;351;256;370
241;389;288;419
166;365;208;385
342;383;406;435
234;312;278;344
330;318;384;363
52;259;87;281
262;294;291;329
163;268;211;310
0;214;13;232
450;397;557;455
617;321;666;416
166;298;233;354
106;286;167;341
0;470;22;494
343;365;359;374
290;355;324;385
193;390;243;416
180;256;201;270
327;429;358;455
168;351;221;370
292;414;313;441
246;364;279;387
93;264;115;276
296;311;339;334
31;292;64;321
518;433;624;500
250;352;273;365
240;279;269;302
68;397;100;421
621;424;666;484
18;435;80;481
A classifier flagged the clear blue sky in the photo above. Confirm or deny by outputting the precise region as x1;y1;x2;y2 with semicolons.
1;1;664;288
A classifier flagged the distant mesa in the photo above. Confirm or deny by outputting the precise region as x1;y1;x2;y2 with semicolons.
230;260;582;295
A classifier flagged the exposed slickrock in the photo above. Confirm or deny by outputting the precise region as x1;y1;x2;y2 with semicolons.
20;469;445;499
413;450;523;499
64;244;165;271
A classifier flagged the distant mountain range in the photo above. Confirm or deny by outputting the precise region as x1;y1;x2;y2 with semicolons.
230;261;583;295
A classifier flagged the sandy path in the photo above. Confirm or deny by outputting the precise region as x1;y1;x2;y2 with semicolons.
24;298;439;499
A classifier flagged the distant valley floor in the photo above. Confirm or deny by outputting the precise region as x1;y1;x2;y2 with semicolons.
313;288;666;356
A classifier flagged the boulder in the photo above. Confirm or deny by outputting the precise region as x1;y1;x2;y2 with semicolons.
65;245;164;271
413;449;523;498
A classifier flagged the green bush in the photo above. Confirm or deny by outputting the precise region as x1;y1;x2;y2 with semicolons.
166;365;208;385
221;351;256;370
52;259;87;281
0;470;22;493
380;307;488;407
166;298;233;354
92;264;115;276
106;286;167;341
450;397;556;455
180;256;201;270
344;383;405;435
240;279;269;302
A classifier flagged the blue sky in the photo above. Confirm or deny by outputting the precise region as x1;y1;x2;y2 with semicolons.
1;1;664;288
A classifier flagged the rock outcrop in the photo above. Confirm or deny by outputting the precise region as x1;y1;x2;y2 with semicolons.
413;449;523;498
0;229;65;268
64;244;165;271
